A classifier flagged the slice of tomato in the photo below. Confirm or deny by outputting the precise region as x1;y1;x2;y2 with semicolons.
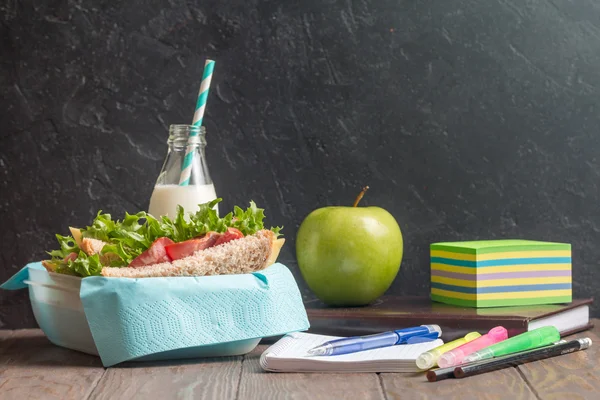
213;227;244;247
128;237;175;268
165;232;221;261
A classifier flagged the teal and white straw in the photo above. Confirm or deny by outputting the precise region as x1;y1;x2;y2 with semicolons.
179;59;215;186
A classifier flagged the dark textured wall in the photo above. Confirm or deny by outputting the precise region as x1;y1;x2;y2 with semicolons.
1;0;599;328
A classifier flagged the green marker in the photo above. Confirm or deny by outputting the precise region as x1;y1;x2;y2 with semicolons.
463;326;560;363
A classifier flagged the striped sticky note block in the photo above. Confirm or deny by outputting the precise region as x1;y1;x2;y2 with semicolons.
430;240;572;308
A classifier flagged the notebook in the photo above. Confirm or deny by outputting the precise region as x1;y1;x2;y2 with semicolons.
304;296;593;342
259;332;444;373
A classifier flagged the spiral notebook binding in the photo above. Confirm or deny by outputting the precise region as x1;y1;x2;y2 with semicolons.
259;333;301;370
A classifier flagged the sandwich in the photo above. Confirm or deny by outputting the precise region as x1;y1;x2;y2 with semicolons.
42;199;284;278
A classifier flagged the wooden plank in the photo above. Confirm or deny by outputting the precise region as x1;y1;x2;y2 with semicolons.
0;329;105;400
237;345;385;400
381;366;536;400
0;330;15;340
0;319;596;399
0;330;15;358
89;356;243;400
517;319;600;399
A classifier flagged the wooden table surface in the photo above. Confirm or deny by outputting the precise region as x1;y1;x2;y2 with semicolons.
0;320;598;400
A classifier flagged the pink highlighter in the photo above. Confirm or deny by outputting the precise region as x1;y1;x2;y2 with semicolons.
437;326;508;368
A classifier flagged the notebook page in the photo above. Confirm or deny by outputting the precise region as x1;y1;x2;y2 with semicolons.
265;332;443;363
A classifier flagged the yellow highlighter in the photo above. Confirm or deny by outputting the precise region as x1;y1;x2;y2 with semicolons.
416;332;481;370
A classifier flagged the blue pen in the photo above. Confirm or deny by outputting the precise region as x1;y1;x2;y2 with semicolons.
405;331;441;344
306;325;442;356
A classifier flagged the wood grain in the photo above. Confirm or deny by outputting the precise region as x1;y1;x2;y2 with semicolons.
0;330;15;340
237;345;385;400
0;329;15;350
0;330;16;360
0;329;104;400
0;319;598;399
381;365;536;400
89;356;243;400
516;324;600;400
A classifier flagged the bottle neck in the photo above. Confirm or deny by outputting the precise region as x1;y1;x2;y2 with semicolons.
152;124;213;187
168;124;207;152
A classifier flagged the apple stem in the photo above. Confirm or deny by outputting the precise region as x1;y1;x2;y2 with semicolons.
353;186;370;207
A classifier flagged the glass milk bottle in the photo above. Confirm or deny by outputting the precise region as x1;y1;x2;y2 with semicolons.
148;124;217;218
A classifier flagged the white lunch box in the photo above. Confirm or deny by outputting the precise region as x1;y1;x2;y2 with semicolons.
24;268;260;359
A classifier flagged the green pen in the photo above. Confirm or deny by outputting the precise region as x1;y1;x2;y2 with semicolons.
463;326;560;363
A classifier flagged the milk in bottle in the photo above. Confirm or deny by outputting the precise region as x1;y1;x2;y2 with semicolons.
148;125;218;218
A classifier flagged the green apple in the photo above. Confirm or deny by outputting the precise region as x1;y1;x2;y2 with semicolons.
296;187;403;306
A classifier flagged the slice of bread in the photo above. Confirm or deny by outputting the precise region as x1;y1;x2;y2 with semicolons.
41;260;57;272
81;237;107;256
101;230;282;278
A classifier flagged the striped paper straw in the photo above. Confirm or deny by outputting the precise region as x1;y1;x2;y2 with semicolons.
179;59;215;186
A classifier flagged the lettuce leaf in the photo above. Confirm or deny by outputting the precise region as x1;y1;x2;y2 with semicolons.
55;252;103;276
46;199;282;277
48;234;80;259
